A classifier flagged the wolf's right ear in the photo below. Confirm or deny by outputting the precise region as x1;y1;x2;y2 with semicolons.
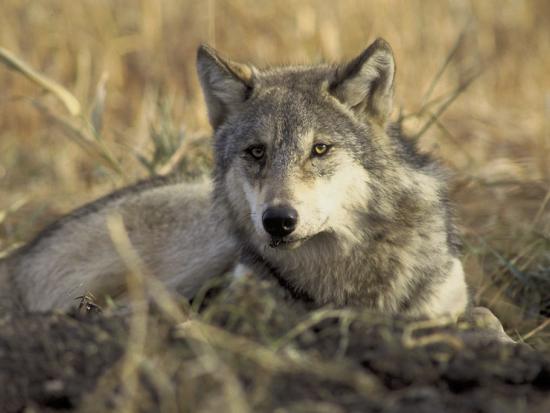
329;38;395;126
196;45;255;129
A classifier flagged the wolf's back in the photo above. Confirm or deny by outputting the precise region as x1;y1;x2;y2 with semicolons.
0;257;20;317
1;178;239;313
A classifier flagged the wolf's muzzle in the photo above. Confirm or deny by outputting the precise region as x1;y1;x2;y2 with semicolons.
262;206;298;238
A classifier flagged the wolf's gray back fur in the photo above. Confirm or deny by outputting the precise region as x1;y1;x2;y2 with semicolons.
0;178;238;313
0;38;468;319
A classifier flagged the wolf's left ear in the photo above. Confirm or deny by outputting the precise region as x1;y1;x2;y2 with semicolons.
329;38;395;126
196;44;255;129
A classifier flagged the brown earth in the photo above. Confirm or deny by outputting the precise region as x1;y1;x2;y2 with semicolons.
1;276;548;413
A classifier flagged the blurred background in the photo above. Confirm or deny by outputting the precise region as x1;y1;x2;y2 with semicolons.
0;0;549;345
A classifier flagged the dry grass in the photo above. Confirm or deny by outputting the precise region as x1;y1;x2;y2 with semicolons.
0;0;549;352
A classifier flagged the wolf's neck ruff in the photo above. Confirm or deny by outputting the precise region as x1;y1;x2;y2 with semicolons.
240;241;315;304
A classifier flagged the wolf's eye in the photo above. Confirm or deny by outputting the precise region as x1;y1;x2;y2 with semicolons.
246;145;265;160
312;143;330;157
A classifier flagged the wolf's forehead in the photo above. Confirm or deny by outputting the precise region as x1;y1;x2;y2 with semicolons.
243;92;318;149
229;65;355;148
244;86;341;143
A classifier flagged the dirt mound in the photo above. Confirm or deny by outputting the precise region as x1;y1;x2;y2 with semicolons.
1;276;549;413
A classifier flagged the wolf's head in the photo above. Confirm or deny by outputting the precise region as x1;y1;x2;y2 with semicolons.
197;39;396;252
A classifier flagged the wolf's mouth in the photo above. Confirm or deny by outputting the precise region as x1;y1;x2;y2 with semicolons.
269;236;308;249
268;218;329;249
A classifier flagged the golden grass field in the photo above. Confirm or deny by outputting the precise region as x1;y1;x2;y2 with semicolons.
0;0;549;351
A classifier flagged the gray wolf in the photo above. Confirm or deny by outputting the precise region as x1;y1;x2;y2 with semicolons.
0;38;469;320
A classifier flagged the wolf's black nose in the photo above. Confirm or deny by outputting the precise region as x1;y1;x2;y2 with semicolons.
262;206;298;237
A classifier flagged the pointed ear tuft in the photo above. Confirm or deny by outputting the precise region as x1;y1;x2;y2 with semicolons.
329;38;395;125
196;44;255;129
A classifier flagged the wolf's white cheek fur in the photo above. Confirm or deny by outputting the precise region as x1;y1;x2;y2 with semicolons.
290;159;371;245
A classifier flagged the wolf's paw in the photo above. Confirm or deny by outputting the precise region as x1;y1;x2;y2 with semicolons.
459;306;516;343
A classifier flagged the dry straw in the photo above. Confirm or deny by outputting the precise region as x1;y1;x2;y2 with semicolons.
0;47;125;176
0;47;81;116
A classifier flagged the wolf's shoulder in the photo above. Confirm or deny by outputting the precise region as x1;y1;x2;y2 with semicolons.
387;122;443;173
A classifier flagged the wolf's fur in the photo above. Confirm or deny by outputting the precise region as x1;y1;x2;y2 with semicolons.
0;178;238;312
0;38;469;319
